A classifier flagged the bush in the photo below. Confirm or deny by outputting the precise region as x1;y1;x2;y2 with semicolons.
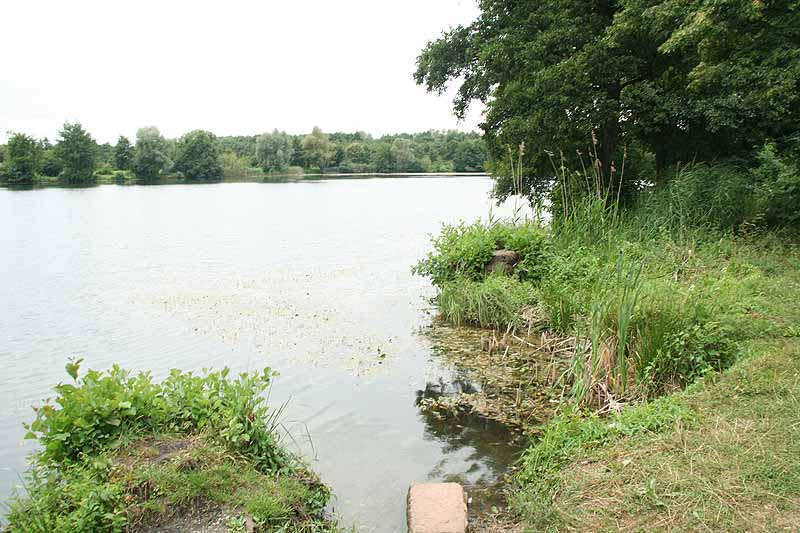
4;362;331;533
753;143;800;228
26;361;285;471
413;220;549;286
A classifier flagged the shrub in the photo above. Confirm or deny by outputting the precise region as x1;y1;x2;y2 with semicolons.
25;361;285;471
414;220;548;286
753;143;800;228
5;362;329;533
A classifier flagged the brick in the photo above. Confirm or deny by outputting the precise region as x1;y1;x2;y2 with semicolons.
407;483;468;533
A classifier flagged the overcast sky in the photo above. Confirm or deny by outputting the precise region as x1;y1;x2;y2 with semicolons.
0;0;483;144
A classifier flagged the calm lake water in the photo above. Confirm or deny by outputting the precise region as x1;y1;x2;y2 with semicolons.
0;176;530;531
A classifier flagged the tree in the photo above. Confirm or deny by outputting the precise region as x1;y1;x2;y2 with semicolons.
453;139;486;172
174;130;223;181
40;140;63;178
289;137;305;168
344;142;370;165
114;136;134;170
3;133;42;184
134;127;170;181
302;127;334;171
373;143;396;173
56;122;97;184
415;0;800;203
255;130;294;172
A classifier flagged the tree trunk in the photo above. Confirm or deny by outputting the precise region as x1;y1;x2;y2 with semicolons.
598;82;622;201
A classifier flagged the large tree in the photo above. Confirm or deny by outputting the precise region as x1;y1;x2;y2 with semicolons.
415;0;800;203
174;130;223;181
255;130;294;172
134;127;170;181
55;122;97;184
302;127;334;171
114;136;134;171
3;133;42;184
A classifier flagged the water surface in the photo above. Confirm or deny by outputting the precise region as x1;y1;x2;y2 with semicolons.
0;176;528;531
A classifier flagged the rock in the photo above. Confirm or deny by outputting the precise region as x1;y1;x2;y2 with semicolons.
486;249;520;275
407;483;468;533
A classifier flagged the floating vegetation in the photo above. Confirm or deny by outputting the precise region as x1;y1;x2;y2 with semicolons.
422;323;581;435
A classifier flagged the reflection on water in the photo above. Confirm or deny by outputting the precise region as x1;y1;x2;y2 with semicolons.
0;176;533;531
415;376;525;509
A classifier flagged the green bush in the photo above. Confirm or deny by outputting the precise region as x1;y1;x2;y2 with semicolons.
632;298;738;396
4;362;331;533
753;143;800;228
26;361;285;471
413;220;548;286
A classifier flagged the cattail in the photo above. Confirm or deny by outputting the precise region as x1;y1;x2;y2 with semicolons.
519;141;525;157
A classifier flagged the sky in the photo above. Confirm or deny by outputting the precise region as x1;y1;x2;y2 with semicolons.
0;0;484;144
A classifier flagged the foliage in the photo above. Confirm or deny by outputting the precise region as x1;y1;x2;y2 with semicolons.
25;362;284;470
6;363;334;532
133;127;170;181
256;130;294;172
221;151;259;179
413;220;548;286
302;127;334;171
113;136;134;171
173;130;223;181
2;132;42;184
55;122;97;184
40;144;63;178
438;274;536;328
3;127;487;185
416;0;800;207
415;181;781;405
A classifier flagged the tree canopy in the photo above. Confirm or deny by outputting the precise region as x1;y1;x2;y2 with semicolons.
415;0;800;203
134;127;170;181
4;133;42;185
114;136;134;171
256;130;294;172
174;130;223;181
56;122;97;184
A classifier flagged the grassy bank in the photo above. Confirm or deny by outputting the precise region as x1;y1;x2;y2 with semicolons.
510;241;800;530
3;364;334;532
415;173;800;529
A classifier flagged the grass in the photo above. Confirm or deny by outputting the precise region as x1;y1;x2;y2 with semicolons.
509;228;800;530
513;337;800;531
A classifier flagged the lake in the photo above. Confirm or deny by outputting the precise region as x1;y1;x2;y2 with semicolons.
0;176;530;531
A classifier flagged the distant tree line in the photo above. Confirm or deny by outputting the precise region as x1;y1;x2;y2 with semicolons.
0;124;487;186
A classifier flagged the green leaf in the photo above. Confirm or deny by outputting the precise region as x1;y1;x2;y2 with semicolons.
65;357;84;380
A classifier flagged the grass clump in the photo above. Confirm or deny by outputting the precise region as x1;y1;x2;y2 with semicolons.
438;273;536;328
4;362;334;532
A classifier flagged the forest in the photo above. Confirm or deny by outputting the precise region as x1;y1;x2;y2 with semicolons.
0;126;487;186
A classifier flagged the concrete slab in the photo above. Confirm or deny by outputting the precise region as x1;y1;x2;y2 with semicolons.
407;483;468;533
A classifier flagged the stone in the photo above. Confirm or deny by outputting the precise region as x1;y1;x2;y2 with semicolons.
407;483;468;533
486;249;520;275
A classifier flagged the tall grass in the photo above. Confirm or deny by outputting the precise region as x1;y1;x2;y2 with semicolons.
437;273;535;328
416;146;780;408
